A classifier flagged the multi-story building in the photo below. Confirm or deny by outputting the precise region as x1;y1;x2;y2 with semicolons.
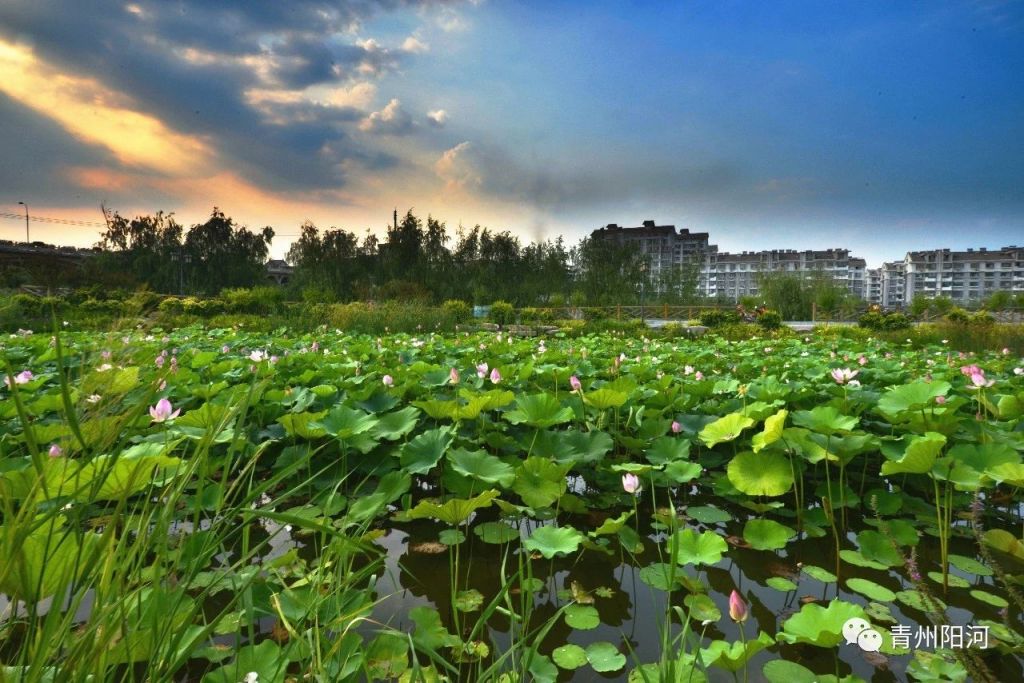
902;246;1024;303
865;261;907;308
703;248;866;301
591;220;714;288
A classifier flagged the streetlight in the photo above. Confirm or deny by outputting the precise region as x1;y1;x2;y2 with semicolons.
16;202;29;243
639;260;648;324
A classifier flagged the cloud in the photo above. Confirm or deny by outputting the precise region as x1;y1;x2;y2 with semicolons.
435;141;481;192
435;7;470;32
402;35;430;54
359;98;416;135
426;109;449;127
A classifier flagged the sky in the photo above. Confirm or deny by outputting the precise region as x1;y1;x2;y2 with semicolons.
0;0;1022;267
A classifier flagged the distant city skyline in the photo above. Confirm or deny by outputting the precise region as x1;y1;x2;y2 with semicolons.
1;1;1021;267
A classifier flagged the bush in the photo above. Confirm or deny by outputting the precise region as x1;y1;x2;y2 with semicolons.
158;297;185;315
122;290;162;316
489;300;515;326
969;310;995;327
859;311;911;331
442;299;472;323
222;286;286;315
756;309;782;330
945;308;970;325
699;309;741;327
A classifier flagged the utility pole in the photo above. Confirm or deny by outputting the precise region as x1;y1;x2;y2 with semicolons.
393;208;398;232
17;202;28;243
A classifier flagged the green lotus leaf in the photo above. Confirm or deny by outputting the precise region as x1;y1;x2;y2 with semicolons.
371;406;420;440
801;565;837;583
412;399;458;420
671;528;727;566
585;641;626;673
699;412;755;448
846;578;896;602
584;387;628;410
857;530;903;567
203;640;288;683
880;432;946;476
645;436;691;465
664;460;703;484
523;525;584;559
591;510;633;536
683;593;721;621
778;599;867;648
905;650;969;683
982;529;1024;562
0;516;102;602
276;410;328;438
513;457;569;509
947;554;992;576
447;448;515;487
742;519;796;551
409;606;460;651
400;426;454;475
970;589;1008;608
762;660;818;683
766;577;798;592
406;489;499;526
454;588;483;612
474;521;519;544
439;529;466;546
727;451;794;497
559;430;614;465
78;444;183;501
685;506;732;524
877;380;952;418
564;603;600;630
751;409;788;452
638;562;681;591
504;392;574;428
364;633;409;680
702;630;774;672
791;406;858;436
552;643;587;670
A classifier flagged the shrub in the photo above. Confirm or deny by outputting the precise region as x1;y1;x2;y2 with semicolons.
441;299;472;323
222;286;286;315
969;310;995;327
158;297;185;315
699;309;741;327
756;309;782;330
489;300;515;326
945;308;970;325
122;290;162;316
860;311;911;331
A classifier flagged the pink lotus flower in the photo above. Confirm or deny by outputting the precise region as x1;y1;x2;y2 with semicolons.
935;395;947;404
570;375;582;392
857;356;868;366
382;374;394;387
960;364;981;377
684;365;694;375
5;370;33;387
249;350;266;362
671;420;681;434
621;473;641;495
476;363;488;378
48;444;63;458
490;368;502;384
1003;348;1010;355
729;589;748;622
1014;368;1023;376
221;345;230;354
969;372;994;388
694;371;704;381
311;341;319;352
149;398;180;423
101;350;112;360
830;368;859;384
449;367;460;384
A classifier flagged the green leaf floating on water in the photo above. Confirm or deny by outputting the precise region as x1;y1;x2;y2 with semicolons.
778;599;866;648
406;489;499;526
203;640;288;683
880;432;946;475
552;644;587;670
791;405;858;436
846;578;897;602
513;457;569;509
766;577;798;592
727;451;794;497
742;519;796;551
585;641;626;673
877;380;952;418
504;392;574;428
564;603;600;630
523;525;584;558
699;412;755;448
671;528;727;566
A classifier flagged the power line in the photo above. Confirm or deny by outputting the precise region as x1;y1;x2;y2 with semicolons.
0;212;106;228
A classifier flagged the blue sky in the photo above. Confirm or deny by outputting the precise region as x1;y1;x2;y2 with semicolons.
0;0;1021;265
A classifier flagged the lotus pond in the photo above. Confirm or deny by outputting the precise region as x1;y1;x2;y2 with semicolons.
1;325;1023;682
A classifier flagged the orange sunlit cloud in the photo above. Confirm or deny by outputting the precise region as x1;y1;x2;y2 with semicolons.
0;39;212;176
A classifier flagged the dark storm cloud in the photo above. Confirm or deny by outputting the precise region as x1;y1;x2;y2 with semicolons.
0;0;453;192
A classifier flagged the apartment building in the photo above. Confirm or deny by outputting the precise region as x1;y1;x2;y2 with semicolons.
590;220;715;285
902;246;1024;302
703;248;866;301
865;261;906;308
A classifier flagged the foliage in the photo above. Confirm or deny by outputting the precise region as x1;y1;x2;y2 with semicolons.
489;300;515;325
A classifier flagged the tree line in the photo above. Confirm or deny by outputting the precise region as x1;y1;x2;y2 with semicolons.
88;207;705;306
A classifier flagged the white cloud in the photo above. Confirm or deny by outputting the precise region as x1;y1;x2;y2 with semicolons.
359;98;415;134
426;109;449;127
401;35;430;54
436;8;469;33
435;141;481;192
